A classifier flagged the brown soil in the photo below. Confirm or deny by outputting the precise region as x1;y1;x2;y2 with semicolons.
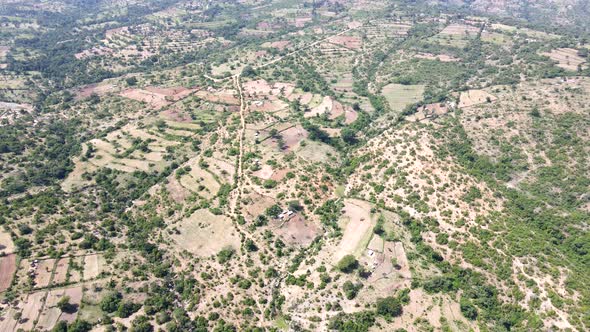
0;254;16;292
273;214;322;247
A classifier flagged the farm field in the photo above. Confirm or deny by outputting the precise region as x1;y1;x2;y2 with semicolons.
542;48;587;71
0;254;17;292
381;83;425;112
170;209;240;257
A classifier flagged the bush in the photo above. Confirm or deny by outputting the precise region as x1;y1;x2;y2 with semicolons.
342;281;363;299
373;215;385;235
100;292;122;313
217;246;235;264
130;315;154;332
117;301;141;318
263;179;277;188
328;311;375;332
337;255;358;273
376;296;402;318
460;298;478;320
57;295;76;313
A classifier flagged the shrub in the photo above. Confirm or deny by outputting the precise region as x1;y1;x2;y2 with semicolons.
342;281;363;299
100;292;122;313
263;179;277;188
337;255;358;273
376;296;402;318
217;246;235;264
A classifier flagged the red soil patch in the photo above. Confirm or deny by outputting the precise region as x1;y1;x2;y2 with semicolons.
0;254;16;292
288;92;313;104
294;17;312;27
144;86;194;98
106;26;128;38
74;83;117;100
244;80;295;99
348;21;363;29
75;46;113;59
195;89;240;105
441;23;480;36
344;108;358;124
322;128;341;137
266;40;290;50
243;193;276;220
270;169;290;181
166;177;191;202
257;22;273;30
160;108;193;123
120;86;197;109
250;99;287;113
51;257;69;286
278;125;308;151
60;286;83;323
330;100;345;119
274;214;321;247
331;101;345;118
415;52;460;62
120;89;170;109
244;79;273;95
253;164;274;180
328;35;362;49
33;259;55;289
255;50;268;57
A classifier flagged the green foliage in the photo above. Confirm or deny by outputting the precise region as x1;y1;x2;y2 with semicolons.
64;320;92;332
117;301;141;318
315;199;343;230
302;122;331;144
460;297;478;320
376;296;402;318
263;179;277;189
130;315;154;332
328;311;375;332
342;281;363;300
337;255;358;273
463;186;482;203
373;215;385;235
217;246;235;264
100;292;122;313
265;204;282;217
341;128;358;145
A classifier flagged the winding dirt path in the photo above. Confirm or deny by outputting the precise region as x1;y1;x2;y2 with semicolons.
230;74;246;216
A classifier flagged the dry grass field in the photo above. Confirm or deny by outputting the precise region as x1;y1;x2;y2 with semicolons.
273;214;321;247
458;89;497;108
381;83;425;111
51;257;69;286
542;48;587;71
33;259;55;289
0;230;14;254
83;254;106;280
333;199;375;263
170;209;240;257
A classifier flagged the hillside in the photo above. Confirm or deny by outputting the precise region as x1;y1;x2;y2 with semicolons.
0;0;588;331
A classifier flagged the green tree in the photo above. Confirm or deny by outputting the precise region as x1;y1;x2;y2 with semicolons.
337;255;358;273
130;315;154;332
218;246;235;264
100;292;122;313
376;296;402;318
57;295;75;313
341;128;357;144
